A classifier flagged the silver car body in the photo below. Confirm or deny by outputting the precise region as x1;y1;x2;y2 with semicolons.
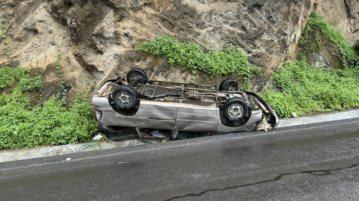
92;79;279;136
93;97;264;133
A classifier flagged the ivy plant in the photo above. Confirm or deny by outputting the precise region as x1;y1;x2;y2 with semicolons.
137;35;258;90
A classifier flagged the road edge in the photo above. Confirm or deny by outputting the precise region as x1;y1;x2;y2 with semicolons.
278;109;359;128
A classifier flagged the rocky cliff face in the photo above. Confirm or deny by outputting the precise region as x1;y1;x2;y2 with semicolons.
0;0;358;94
316;0;359;43
300;0;359;69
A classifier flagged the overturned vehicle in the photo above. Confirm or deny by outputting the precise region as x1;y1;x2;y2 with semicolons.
92;68;279;140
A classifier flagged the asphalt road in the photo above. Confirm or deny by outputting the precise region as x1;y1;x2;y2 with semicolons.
1;118;359;201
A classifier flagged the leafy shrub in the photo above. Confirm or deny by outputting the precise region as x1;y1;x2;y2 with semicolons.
0;67;97;149
264;12;359;118
300;11;359;68
137;35;257;90
261;88;293;119
354;39;359;55
262;58;359;118
0;67;34;89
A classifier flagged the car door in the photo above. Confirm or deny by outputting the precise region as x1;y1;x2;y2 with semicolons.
175;104;218;132
133;101;178;130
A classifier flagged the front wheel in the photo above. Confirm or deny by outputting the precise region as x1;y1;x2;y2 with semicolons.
112;85;137;110
223;98;248;121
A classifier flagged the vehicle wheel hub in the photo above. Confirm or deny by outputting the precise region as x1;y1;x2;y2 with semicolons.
130;73;141;82
227;84;236;91
228;103;243;118
117;92;132;105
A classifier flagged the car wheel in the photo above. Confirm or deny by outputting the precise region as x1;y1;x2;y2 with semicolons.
223;98;248;121
126;68;148;83
219;78;239;91
113;85;137;110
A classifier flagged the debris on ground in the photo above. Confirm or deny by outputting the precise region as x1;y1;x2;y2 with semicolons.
92;135;103;140
150;130;166;138
78;138;109;152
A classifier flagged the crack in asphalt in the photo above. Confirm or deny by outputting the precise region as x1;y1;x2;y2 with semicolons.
164;162;359;201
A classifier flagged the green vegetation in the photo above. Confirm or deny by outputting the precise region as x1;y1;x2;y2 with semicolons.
262;12;359;119
300;11;359;68
55;47;71;104
137;35;258;90
0;67;97;149
0;0;97;150
262;58;359;118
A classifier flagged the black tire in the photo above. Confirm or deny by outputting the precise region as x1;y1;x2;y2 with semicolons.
219;78;239;91
112;85;137;110
223;98;248;121
126;68;147;83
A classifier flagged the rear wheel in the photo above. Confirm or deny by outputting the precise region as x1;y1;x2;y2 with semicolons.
219;78;239;91
112;85;137;110
126;68;147;83
223;98;248;121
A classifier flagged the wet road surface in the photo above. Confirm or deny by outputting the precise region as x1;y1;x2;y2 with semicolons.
1;118;359;200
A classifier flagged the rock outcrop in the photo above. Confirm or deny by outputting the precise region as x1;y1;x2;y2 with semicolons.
316;0;359;43
1;0;358;93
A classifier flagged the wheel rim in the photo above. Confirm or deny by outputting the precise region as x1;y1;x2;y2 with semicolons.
227;83;237;91
117;91;132;106
228;103;243;118
130;73;142;82
130;72;145;87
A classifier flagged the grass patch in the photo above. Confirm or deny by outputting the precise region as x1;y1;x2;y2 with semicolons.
0;67;97;149
137;35;258;90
